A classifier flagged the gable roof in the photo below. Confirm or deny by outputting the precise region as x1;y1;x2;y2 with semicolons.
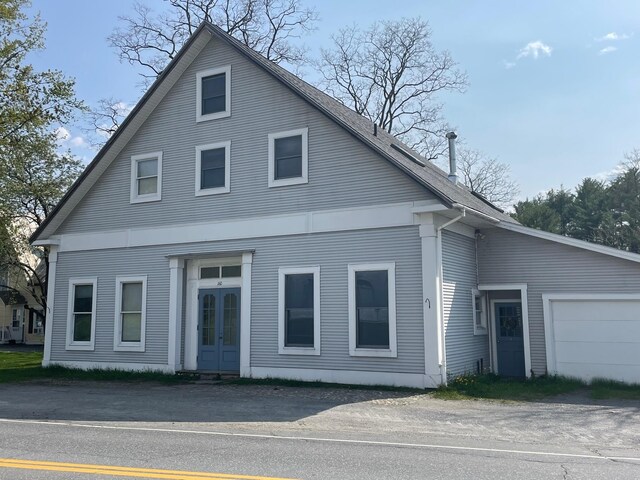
31;22;514;243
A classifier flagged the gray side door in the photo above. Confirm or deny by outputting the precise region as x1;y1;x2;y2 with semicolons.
495;302;525;378
198;288;241;373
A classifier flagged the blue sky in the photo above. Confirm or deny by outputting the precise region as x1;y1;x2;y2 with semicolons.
28;0;640;200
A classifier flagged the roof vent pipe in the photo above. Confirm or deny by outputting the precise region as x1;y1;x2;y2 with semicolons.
446;131;458;184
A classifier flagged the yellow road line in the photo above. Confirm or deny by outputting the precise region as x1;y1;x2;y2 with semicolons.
0;458;298;480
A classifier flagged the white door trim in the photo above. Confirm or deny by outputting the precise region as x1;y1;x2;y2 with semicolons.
184;257;244;371
479;284;531;378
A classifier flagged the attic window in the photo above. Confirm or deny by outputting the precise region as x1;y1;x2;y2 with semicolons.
268;128;309;188
390;144;425;167
196;66;231;122
130;152;162;204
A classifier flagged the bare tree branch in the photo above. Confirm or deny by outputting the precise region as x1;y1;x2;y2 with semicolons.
316;18;467;160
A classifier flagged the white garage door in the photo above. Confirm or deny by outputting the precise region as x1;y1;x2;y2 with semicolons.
544;295;640;384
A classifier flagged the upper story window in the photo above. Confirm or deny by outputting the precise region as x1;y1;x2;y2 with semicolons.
348;263;397;358
130;152;162;204
195;141;231;196
196;66;231;122
66;277;97;351
268;128;308;188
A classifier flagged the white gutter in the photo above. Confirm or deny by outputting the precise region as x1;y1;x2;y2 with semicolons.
32;238;60;247
435;206;466;385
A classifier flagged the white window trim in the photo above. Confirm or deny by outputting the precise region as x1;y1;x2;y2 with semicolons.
196;65;231;122
472;289;488;335
268;127;309;188
278;266;321;356
113;275;148;352
195;141;231;196
130;152;163;204
66;277;97;351
348;262;397;358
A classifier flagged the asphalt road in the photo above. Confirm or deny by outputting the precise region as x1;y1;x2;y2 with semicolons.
0;381;638;479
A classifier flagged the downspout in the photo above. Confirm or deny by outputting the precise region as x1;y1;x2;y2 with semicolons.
435;207;466;385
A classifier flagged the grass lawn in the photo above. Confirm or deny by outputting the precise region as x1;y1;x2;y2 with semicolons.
434;373;640;401
3;351;640;401
0;351;192;384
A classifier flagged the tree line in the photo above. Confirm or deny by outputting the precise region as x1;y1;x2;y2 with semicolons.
513;151;640;253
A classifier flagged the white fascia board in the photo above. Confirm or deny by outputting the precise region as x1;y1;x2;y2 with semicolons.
34;30;212;242
498;222;640;265
57;201;423;253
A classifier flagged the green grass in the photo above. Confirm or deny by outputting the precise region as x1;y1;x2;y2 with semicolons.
590;378;640;400
0;351;193;384
434;373;585;401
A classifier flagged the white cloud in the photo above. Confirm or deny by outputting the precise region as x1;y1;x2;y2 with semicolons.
69;136;87;147
503;60;516;70
598;46;617;55
55;126;70;141
517;40;553;59
596;32;631;41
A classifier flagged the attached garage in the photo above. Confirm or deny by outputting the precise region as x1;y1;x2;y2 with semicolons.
543;295;640;384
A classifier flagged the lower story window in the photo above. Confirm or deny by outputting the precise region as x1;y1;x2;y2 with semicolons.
348;263;397;357
114;276;147;352
66;278;97;350
278;266;320;355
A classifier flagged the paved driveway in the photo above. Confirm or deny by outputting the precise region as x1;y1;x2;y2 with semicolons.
0;381;638;479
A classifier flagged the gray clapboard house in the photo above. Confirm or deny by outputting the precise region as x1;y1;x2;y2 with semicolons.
31;22;640;387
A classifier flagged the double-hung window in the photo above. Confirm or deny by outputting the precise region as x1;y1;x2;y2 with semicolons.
472;289;488;335
268;128;309;187
114;276;147;352
348;263;397;357
278;266;320;355
196;66;231;122
66;277;97;350
195;141;231;196
130;152;162;203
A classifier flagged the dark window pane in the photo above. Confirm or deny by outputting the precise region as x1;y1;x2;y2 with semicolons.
221;265;242;277
201;148;226;189
201;73;226;115
202;294;215;346
73;284;93;313
355;270;389;348
275;156;302;179
274;136;302;180
200;267;220;279
284;273;314;347
73;314;92;342
223;293;238;346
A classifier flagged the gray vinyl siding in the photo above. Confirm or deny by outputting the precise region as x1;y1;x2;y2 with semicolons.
52;250;170;364
57;36;432;235
441;231;489;377
52;226;425;374
477;228;640;374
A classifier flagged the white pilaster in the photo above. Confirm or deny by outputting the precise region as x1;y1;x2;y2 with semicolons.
419;216;445;387
240;252;253;377
42;246;58;366
168;258;185;371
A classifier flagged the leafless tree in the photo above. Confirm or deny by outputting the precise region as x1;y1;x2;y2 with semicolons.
316;18;467;160
110;0;318;85
87;0;317;146
85;98;133;147
455;148;519;208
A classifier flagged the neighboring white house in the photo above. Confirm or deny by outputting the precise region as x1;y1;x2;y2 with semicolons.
31;22;640;387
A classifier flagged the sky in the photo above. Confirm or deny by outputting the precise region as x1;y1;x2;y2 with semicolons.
27;0;640;200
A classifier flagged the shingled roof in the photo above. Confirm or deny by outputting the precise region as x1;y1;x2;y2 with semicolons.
31;22;515;243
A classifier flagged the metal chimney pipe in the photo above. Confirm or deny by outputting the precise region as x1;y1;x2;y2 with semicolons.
446;131;458;184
